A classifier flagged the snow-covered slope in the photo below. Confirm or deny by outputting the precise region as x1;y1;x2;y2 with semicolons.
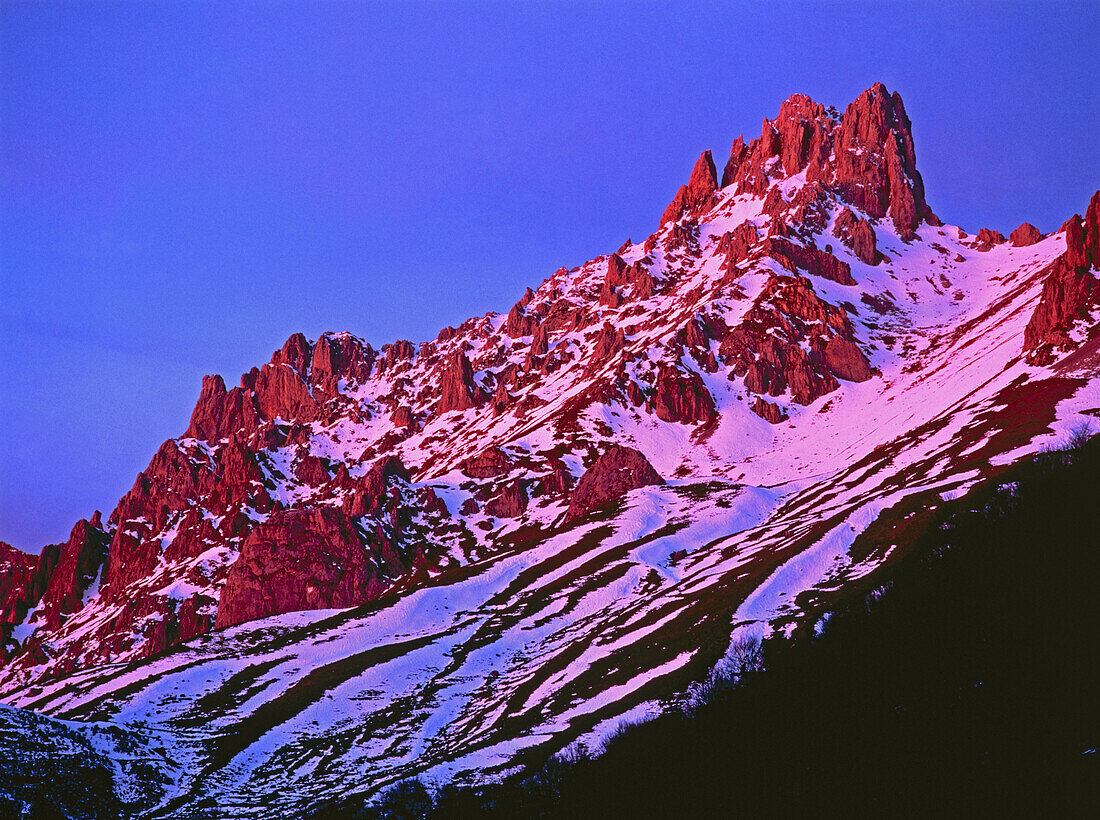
2;83;1099;817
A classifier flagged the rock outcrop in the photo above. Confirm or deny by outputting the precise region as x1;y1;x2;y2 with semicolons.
833;207;878;265
437;350;483;414
719;83;929;240
834;83;927;239
1023;191;1100;364
751;397;788;424
37;519;109;631
660;150;718;226
975;228;1007;251
485;482;529;518
215;507;383;630
1010;222;1043;247
651;363;716;424
566;445;664;522
763;237;856;286
719;274;870;407
462;447;511;479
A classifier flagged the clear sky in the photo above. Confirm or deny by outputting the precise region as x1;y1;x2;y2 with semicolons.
1;1;1097;551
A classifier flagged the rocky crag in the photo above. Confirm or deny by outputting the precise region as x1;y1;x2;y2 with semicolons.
1;83;1098;817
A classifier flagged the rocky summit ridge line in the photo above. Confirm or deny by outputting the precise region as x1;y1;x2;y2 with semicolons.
2;83;1099;817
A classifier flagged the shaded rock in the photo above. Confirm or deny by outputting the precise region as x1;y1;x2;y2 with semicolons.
975;228;1007;251
833;207;878;265
565;445;664;522
651;363;716;424
344;455;410;517
178;593;216;643
421;487;450;518
215;507;387;630
539;467;574;497
1;543;47;654
751;397;788;424
462;447;511;479
485;481;528;518
294;454;330;487
436;350;482;414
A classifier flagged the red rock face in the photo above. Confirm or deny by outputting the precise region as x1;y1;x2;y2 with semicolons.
343;456;411;517
505;298;540;337
0;543;41;658
565;445;663;522
273;332;313;377
660;150;718;226
251;363;318;423
294;454;330;487
975;228;1007;251
719;274;868;407
185;375;259;441
834;83;926;238
720;136;747;188
485;481;529;518
719;84;930;240
215;507;384;630
37;519;109;631
377;339;416;376
1010;223;1043;247
1023;191;1100;364
651;363;716;424
463;447;511;479
824;337;874;383
833;207;878;265
762;237;856;286
310;333;376;398
436;350;483;414
751;397;788;424
717;221;760;271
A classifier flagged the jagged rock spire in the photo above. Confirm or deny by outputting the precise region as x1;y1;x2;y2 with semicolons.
670;83;933;239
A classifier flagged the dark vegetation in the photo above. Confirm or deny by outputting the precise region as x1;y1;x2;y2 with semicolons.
310;431;1100;819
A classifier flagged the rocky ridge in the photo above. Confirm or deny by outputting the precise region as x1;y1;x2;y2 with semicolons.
0;83;1096;716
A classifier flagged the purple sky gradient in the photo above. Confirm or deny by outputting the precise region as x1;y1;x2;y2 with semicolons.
2;1;1098;551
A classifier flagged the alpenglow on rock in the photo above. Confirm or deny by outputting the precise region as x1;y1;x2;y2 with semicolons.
2;84;1099;818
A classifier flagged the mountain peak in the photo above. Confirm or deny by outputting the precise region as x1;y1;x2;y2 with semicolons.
677;83;934;239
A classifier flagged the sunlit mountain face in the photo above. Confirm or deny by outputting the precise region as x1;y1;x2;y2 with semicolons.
2;83;1099;818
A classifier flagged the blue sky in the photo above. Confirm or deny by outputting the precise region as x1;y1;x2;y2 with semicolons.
2;1;1097;550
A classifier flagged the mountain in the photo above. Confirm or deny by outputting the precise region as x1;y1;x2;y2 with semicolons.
2;82;1098;817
